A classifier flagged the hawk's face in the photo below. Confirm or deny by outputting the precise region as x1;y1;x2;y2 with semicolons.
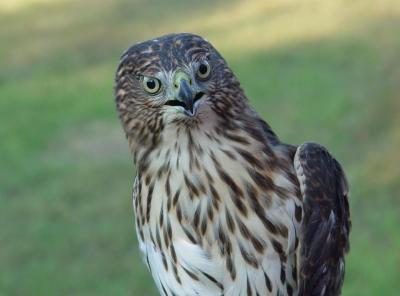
115;33;245;151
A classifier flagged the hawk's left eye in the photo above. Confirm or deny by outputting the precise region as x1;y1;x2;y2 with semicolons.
142;77;161;94
196;61;211;80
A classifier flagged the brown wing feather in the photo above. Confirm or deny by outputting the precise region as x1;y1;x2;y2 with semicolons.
294;142;350;296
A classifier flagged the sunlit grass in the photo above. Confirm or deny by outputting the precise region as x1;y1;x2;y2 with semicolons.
0;0;58;12
186;0;400;54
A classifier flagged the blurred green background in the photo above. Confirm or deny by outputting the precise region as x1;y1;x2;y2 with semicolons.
1;0;399;295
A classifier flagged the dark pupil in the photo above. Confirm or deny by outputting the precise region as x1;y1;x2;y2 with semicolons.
146;79;156;89
199;64;208;75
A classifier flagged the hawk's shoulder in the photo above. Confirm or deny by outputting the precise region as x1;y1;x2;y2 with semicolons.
294;142;350;296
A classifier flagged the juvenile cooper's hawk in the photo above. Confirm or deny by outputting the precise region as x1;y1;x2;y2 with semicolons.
114;33;350;296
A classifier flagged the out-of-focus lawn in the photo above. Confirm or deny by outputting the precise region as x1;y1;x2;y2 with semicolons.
1;0;399;295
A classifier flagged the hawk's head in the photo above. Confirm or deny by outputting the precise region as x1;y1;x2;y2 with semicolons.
115;33;247;152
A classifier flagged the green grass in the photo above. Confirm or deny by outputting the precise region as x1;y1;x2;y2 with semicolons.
1;0;399;295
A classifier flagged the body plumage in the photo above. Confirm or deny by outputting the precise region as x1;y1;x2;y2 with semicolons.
114;33;350;296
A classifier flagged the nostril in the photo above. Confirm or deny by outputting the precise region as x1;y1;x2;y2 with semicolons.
189;79;193;85
174;83;179;89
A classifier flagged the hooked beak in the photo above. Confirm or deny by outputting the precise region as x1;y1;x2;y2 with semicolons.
164;71;204;116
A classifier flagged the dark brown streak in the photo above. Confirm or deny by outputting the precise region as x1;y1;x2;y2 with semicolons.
225;208;235;233
247;168;275;192
182;266;199;281
239;243;259;268
146;181;155;223
216;167;247;216
181;225;197;244
184;174;199;198
201;271;224;290
235;147;263;170
172;189;181;207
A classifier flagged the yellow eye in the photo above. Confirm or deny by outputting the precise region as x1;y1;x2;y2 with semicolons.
142;76;161;94
196;61;211;80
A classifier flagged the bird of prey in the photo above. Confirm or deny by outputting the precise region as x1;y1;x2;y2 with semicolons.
114;33;350;296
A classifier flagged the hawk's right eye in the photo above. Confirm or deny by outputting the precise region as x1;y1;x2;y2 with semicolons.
142;77;161;95
196;61;211;80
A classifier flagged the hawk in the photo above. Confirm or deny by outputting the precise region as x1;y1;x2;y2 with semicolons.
114;33;350;296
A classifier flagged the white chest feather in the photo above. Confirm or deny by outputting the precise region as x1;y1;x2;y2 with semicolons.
133;129;302;296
